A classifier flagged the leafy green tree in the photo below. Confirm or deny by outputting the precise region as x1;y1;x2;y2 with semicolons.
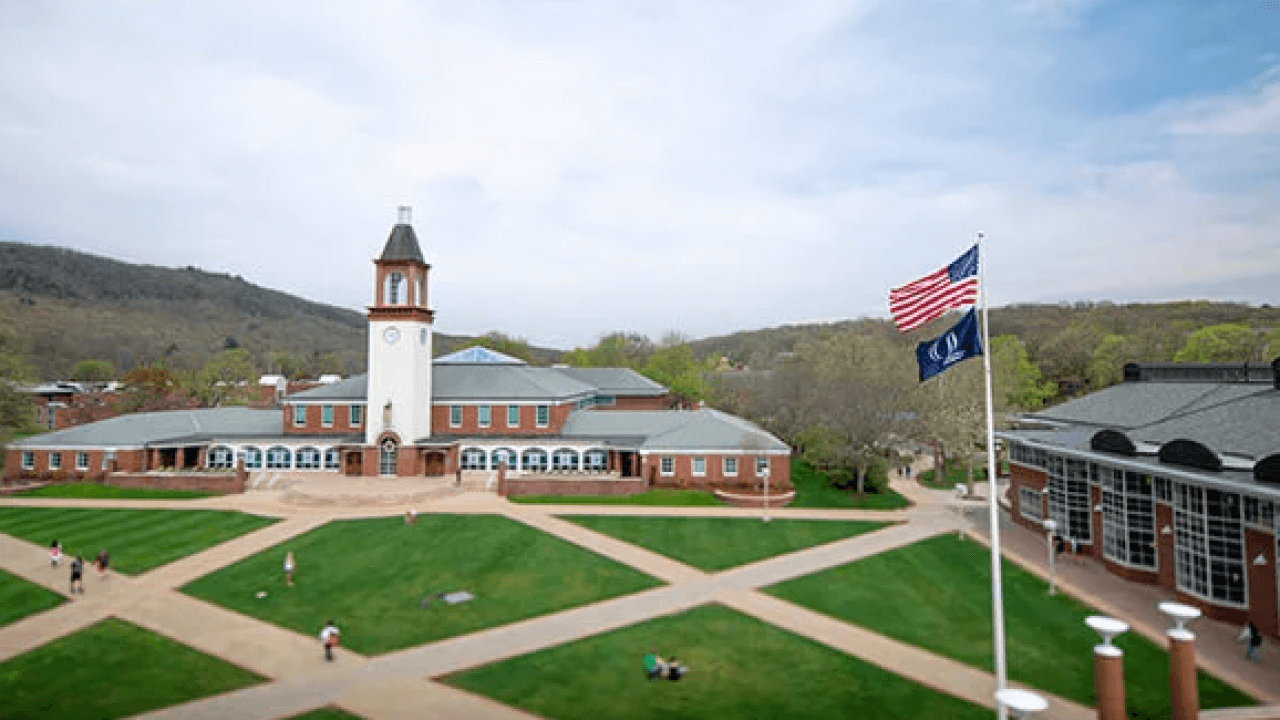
70;359;115;383
560;347;592;367
991;335;1056;409
1265;328;1280;361
0;327;38;441
193;349;258;407
641;336;712;406
471;332;534;362
1174;323;1260;362
1085;334;1129;390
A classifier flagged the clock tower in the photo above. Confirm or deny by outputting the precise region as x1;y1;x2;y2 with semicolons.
365;206;434;470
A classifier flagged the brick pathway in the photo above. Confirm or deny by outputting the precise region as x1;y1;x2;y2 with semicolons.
0;471;1274;720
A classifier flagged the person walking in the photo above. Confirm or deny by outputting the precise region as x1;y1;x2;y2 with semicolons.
49;540;62;567
1244;620;1264;661
69;556;85;595
95;550;110;579
319;620;340;662
284;551;295;587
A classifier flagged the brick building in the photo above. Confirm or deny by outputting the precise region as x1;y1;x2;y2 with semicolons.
5;208;791;493
1001;361;1280;641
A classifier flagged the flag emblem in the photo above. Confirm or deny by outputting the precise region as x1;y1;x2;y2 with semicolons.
915;308;983;381
889;245;979;332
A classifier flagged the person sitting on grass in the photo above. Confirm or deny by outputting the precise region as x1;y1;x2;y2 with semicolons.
644;651;688;681
665;657;687;681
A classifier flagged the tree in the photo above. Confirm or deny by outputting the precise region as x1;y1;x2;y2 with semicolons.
192;349;258;407
991;335;1055;409
120;363;187;412
70;359;115;383
0;328;37;441
641;336;713;407
471;332;534;362
918;356;986;497
1085;334;1129;391
1174;323;1260;362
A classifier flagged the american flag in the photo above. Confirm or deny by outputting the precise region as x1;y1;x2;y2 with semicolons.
889;245;979;333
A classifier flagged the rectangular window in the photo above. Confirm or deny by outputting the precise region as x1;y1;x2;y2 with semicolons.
724;457;738;476
755;456;769;476
1174;485;1245;606
692;457;706;476
75;452;90;471
536;405;549;428
660;457;674;476
321;405;334;428
1154;476;1172;503
1018;487;1044;522
1099;466;1155;570
349;405;363;427
450;405;462;427
293;405;306;427
507;405;520;427
21;451;33;470
1046;455;1092;543
478;405;491;428
49;452;62;470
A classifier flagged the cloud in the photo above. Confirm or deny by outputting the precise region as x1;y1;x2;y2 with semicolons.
0;0;1276;350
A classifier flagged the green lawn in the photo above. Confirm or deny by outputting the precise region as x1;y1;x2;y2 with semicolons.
0;567;64;628
916;459;1007;489
182;514;664;655
287;708;366;720
510;488;725;506
0;617;264;720
11;483;212;499
789;459;910;509
445;603;990;720
0;507;278;575
563;516;893;572
766;534;1256;717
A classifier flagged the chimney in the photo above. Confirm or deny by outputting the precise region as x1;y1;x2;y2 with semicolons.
397;205;412;225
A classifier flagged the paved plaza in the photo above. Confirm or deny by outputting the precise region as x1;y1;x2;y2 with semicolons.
0;467;1276;720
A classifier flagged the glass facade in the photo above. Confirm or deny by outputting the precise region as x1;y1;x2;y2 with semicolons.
1099;466;1155;569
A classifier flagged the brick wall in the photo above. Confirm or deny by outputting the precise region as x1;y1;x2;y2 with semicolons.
608;396;668;411
644;453;791;490
502;477;647;497
1008;464;1047;534
283;403;365;436
713;489;797;508
1246;527;1278;640
105;470;246;495
431;403;574;436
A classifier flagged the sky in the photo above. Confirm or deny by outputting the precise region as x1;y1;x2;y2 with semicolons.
1;1;1277;350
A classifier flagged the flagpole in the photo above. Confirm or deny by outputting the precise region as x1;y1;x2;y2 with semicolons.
978;231;1009;719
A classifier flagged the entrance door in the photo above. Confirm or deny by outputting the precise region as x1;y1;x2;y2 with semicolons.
344;451;363;477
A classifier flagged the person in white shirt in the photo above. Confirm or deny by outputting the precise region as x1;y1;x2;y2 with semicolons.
320;620;340;662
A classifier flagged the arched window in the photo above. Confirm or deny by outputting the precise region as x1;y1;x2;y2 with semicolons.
522;448;548;472
207;445;234;469
379;439;398;475
266;446;292;469
491;447;517;471
583;448;607;472
323;448;339;470
296;446;321;470
461;447;487;470
552;448;579;471
242;446;262;469
384;272;405;305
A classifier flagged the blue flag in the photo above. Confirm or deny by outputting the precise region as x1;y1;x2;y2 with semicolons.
915;308;983;381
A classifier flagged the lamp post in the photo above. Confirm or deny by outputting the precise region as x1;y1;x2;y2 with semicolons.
955;483;967;538
995;688;1047;720
763;465;770;523
1042;519;1058;595
1086;615;1129;720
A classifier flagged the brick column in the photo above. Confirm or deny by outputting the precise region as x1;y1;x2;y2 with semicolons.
1168;629;1198;720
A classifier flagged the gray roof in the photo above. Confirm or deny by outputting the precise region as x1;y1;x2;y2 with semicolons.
379;223;426;264
286;375;368;402
552;367;667;397
561;408;789;453
1033;382;1279;459
12;408;283;449
433;365;595;401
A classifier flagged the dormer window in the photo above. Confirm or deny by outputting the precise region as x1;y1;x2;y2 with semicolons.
384;272;406;305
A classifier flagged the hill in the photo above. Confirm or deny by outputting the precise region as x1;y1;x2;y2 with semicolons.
0;242;559;377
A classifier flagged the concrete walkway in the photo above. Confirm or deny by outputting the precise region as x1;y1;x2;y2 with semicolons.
0;472;1274;720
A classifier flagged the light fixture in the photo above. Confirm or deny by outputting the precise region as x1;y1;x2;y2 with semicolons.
1161;525;1173;535
1086;615;1129;655
1255;553;1269;566
1158;601;1201;637
1093;504;1102;512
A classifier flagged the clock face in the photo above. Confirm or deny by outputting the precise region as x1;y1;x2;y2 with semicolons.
383;327;401;344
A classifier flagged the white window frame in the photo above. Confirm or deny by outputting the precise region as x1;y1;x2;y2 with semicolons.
1018;486;1044;523
522;448;548;472
296;446;321;470
324;448;340;470
379;439;398;475
584;449;607;472
266;446;292;470
293;405;306;427
349;405;363;427
507;405;520;428
208;446;234;470
552;448;580;471
755;456;769;477
492;447;517;470
660;457;674;476
461;447;487;470
242;446;263;469
450;405;462;428
49;452;62;471
536;405;549;428
21;451;34;470
321;405;334;428
478;405;491;428
75;452;90;471
724;457;738;477
692;457;706;477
